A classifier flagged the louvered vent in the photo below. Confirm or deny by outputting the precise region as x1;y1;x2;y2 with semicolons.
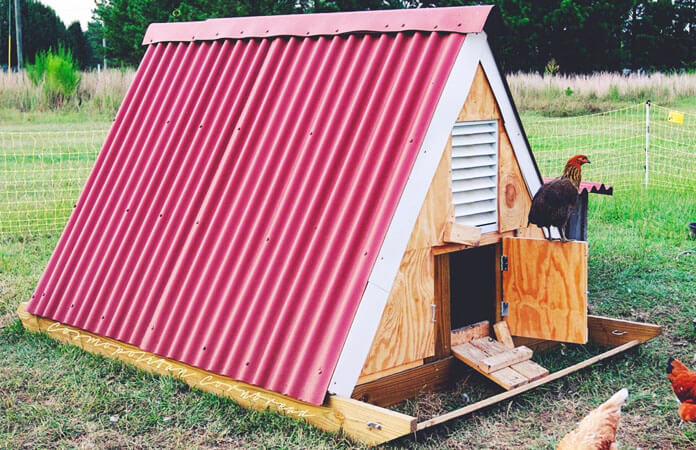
451;120;498;232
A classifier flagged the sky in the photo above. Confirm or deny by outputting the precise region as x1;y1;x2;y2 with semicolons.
39;0;96;30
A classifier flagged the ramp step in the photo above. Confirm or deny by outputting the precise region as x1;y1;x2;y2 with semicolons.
510;360;549;382
451;335;549;390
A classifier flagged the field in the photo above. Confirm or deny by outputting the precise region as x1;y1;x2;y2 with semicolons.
1;85;696;448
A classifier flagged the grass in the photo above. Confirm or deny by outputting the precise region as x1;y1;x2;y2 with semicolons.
0;69;134;117
0;122;107;234
1;83;696;447
2;192;695;449
508;72;696;116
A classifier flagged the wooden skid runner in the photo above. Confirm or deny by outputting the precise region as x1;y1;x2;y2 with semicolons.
16;303;415;446
452;336;548;390
419;340;643;431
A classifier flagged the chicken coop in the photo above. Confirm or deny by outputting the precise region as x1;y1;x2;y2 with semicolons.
18;6;660;445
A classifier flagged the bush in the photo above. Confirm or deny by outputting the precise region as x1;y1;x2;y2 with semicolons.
26;45;81;107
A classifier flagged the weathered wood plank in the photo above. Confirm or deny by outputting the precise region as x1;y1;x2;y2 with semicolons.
478;347;532;374
417;340;642;431
503;237;588;344
450;321;489;347
510;360;549;382
493;321;515;349
442;222;481;246
452;342;530;389
588;315;662;346
329;396;416;440
489;367;528;389
451;343;488;367
470;336;510;355
352;356;464;408
16;303;414;446
508;316;661;352
433;231;515;255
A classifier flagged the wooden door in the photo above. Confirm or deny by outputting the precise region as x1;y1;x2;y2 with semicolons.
502;237;588;344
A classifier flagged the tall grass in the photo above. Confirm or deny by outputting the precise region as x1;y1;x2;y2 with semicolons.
26;46;81;108
508;71;696;116
3;68;696;118
0;68;135;116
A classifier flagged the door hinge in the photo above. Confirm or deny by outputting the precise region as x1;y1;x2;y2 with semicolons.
431;304;437;323
501;255;508;271
501;301;509;317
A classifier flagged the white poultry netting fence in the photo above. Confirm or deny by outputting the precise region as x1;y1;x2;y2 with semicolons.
0;103;695;236
0;129;108;236
523;103;696;192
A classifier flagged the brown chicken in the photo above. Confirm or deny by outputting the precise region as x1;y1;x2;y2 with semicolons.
556;388;628;450
528;154;591;242
666;357;696;422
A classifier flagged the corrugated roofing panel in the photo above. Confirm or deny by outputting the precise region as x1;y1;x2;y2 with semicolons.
143;6;493;43
543;177;614;195
27;30;467;404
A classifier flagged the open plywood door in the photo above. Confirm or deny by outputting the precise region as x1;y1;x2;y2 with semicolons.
502;237;588;344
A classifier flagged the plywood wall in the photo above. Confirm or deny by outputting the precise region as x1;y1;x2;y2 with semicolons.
357;63;542;381
358;141;452;379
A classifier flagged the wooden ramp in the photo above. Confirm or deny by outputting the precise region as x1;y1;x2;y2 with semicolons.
451;322;549;390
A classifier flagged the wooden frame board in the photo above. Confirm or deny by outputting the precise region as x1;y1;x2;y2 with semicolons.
18;302;659;445
17;303;415;446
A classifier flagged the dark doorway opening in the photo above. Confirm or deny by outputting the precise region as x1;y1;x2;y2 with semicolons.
449;244;497;330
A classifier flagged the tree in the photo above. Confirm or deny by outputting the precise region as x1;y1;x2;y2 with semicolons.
1;0;69;67
66;21;92;69
94;0;311;66
92;0;695;72
625;0;695;71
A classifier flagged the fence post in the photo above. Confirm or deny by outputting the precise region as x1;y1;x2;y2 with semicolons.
645;100;650;188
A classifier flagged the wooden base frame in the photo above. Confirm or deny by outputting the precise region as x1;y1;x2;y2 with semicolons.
18;302;660;446
16;303;415;446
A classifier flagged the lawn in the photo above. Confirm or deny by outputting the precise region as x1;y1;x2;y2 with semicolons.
1;102;696;448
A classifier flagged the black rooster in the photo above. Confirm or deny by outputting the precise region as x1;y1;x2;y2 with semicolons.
528;154;591;242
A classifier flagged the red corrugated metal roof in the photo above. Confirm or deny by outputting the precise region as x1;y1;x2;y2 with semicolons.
543;177;613;195
27;10;478;404
143;5;493;43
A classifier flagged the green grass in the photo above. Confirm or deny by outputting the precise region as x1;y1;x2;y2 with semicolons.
1;101;696;448
0;113;107;234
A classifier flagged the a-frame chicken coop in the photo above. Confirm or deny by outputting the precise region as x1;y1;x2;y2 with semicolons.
18;6;660;445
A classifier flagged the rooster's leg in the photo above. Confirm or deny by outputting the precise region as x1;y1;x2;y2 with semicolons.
560;227;568;243
545;227;553;241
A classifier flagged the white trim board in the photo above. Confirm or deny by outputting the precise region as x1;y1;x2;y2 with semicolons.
328;32;488;397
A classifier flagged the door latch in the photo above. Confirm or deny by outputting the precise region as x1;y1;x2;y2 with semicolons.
501;301;509;317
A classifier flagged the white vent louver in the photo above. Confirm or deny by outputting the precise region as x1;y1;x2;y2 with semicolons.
451;120;498;233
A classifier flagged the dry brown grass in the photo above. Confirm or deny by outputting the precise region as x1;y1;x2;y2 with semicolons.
3;68;695;119
507;71;696;116
0;69;135;116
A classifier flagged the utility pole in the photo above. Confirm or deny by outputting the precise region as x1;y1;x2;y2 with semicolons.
13;0;22;68
7;0;11;70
